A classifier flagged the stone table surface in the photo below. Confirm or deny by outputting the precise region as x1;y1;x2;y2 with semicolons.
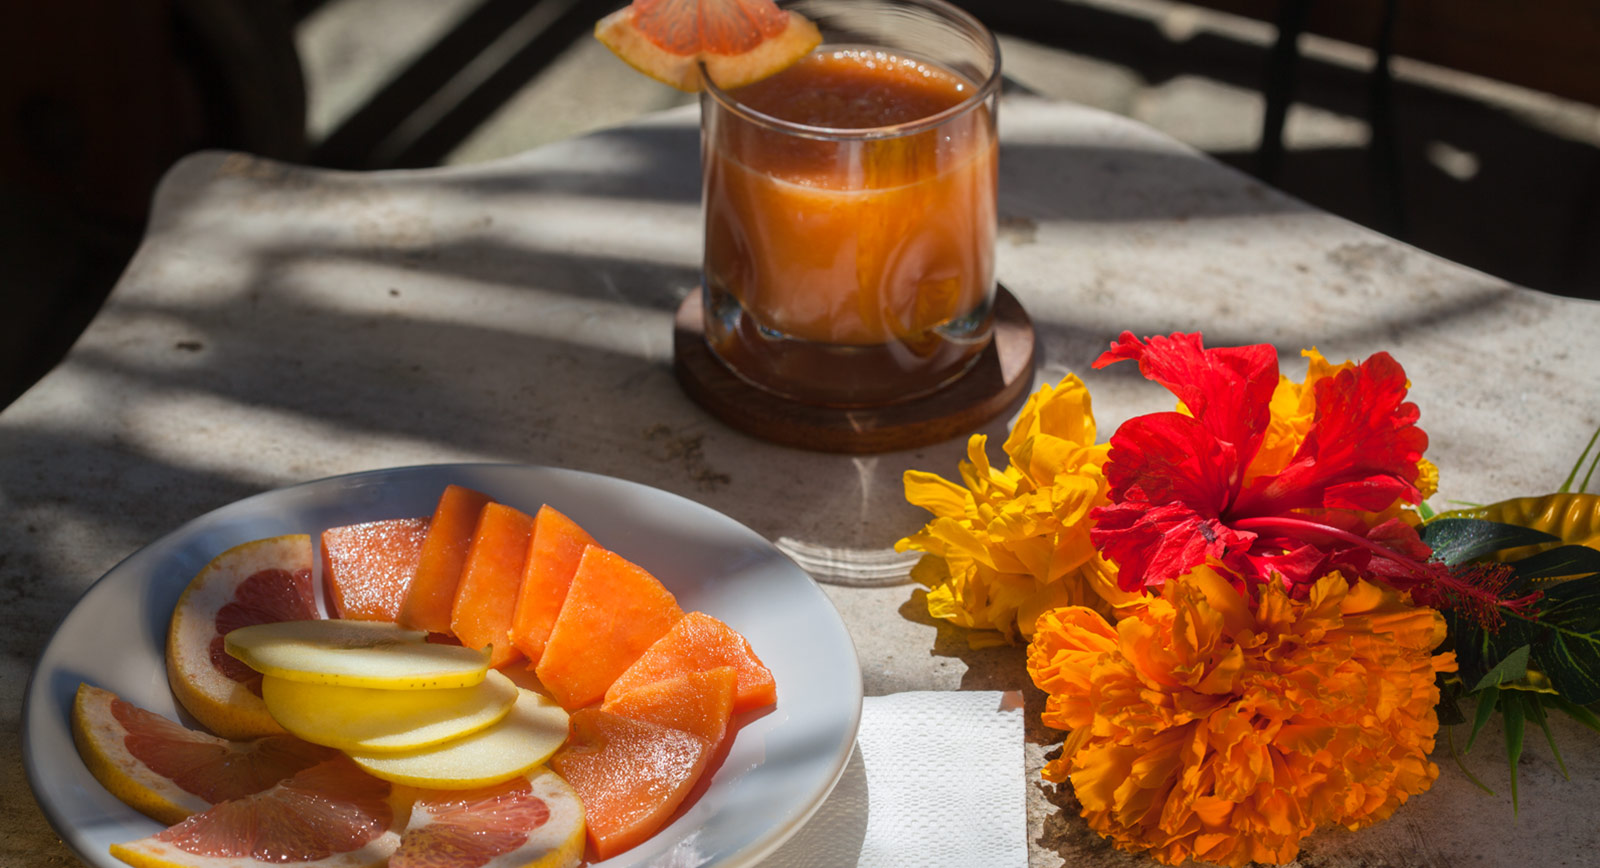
5;96;1599;868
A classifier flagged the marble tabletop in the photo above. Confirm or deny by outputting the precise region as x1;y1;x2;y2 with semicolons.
6;96;1599;867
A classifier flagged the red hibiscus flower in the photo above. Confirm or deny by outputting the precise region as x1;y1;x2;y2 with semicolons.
1089;331;1431;596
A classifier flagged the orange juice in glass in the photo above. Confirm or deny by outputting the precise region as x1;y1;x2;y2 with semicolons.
700;0;1000;407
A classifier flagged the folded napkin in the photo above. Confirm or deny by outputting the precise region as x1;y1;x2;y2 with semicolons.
760;691;1028;868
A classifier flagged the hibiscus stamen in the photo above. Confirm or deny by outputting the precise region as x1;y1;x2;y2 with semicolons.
1232;515;1541;628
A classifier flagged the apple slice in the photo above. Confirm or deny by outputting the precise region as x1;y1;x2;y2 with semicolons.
346;689;570;789
225;619;490;689
261;669;519;753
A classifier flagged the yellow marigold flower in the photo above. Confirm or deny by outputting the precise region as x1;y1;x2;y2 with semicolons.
897;376;1135;641
1027;570;1456;867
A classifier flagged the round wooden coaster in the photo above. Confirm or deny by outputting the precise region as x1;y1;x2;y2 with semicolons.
673;286;1036;453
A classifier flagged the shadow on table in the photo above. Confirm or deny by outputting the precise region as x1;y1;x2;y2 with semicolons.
758;744;870;868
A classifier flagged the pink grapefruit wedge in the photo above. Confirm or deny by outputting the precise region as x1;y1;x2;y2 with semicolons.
390;769;585;868
109;755;408;868
71;683;336;826
595;0;822;92
165;535;320;739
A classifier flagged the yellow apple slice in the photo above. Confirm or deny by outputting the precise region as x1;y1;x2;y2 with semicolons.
261;668;519;753
224;619;490;689
346;688;570;789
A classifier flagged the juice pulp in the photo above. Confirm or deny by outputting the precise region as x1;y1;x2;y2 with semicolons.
702;47;998;406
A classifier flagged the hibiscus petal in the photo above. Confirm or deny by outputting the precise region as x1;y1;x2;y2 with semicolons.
1093;500;1254;592
1237;352;1426;516
1094;331;1278;462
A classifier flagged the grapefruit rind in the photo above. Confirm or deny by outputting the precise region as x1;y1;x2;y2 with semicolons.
391;769;585;868
166;534;316;740
224;619;491;689
346;689;570;789
261;669;519;753
71;684;218;826
595;7;822;92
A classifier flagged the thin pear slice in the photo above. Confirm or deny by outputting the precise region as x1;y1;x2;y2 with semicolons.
261;668;519;753
225;619;489;689
347;688;570;789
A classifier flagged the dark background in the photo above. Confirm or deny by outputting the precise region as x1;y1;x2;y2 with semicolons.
3;0;1596;409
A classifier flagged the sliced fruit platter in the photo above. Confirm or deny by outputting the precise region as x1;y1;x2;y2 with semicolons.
25;464;861;868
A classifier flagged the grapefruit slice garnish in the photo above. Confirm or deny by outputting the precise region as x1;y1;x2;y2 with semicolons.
109;755;408;868
70;683;336;826
595;0;822;92
390;769;585;868
165;535;320;740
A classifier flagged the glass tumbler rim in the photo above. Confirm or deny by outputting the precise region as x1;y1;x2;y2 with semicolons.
699;0;1001;142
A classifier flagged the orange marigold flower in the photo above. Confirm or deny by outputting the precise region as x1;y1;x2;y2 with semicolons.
1027;569;1457;867
897;375;1135;642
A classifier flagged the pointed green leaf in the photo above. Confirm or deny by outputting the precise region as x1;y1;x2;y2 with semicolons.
1548;694;1600;736
1420;518;1559;566
1509;545;1600;588
1561;423;1600;494
1471;645;1532;693
1525;697;1569;780
1445;725;1495;796
1419;500;1437;520
1503;693;1525;814
1466;686;1499;752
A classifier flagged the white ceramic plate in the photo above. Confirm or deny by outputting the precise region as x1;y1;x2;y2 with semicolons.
24;463;862;868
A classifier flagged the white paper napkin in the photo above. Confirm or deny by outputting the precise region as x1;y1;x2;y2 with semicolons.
759;691;1028;868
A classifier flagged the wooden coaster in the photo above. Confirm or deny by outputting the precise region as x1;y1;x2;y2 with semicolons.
673;286;1036;453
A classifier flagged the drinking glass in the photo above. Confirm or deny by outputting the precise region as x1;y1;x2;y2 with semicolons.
699;0;1001;407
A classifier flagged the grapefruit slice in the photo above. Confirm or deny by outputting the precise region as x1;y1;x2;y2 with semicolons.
604;611;776;713
71;683;336;826
595;0;822;92
109;755;407;868
549;709;713;860
321;517;429;621
345;689;570;789
224;619;491;689
165;535;320;739
260;669;519;753
390;769;585;868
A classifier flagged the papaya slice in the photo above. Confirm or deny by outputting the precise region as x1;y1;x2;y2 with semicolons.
605;611;776;713
508;505;598;666
321;517;429;621
549;709;713;860
601;666;737;753
535;546;684;710
398;485;493;635
450;502;536;668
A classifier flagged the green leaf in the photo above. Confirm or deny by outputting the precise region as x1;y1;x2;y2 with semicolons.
1445;725;1495;796
1547;694;1600;735
1466;686;1499;752
1560;423;1600;494
1419;500;1438;520
1420;518;1559;566
1508;545;1600;589
1503;693;1525;814
1498;574;1600;704
1524;697;1569;780
1471;645;1532;693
